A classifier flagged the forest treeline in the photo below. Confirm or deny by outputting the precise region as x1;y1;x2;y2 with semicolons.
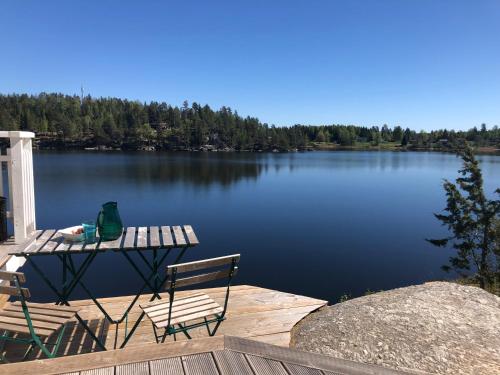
0;93;499;152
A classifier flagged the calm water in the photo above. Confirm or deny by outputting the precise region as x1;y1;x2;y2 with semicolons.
23;151;500;303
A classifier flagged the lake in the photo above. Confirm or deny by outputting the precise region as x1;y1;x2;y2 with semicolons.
24;151;500;303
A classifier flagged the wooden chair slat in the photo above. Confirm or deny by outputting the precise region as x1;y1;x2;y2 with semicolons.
0;315;60;330
123;227;136;249
142;295;212;315
0;285;31;298
0;270;26;283
149;226;161;248
24;229;56;254
10;301;79;313
136;227;148;249
183;225;199;245
0;321;53;337
0;310;68;324
167;254;240;275
160;226;174;247
4;305;75;318
156;306;223;327
172;226;187;246
150;301;220;323
166;268;238;289
140;292;206;310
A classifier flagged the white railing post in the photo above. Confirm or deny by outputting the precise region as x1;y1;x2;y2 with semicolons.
0;131;36;244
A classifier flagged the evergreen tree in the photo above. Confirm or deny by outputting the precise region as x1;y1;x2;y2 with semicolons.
427;144;500;289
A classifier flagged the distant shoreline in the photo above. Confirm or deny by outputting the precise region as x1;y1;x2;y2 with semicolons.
32;143;500;155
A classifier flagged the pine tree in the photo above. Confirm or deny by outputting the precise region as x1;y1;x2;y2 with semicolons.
428;144;500;289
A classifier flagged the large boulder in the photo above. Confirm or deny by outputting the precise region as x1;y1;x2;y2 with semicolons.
291;282;500;374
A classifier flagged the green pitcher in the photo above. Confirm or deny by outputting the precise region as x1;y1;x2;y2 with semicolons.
97;202;123;241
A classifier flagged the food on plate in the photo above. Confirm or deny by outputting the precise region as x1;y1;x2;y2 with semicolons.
72;227;84;235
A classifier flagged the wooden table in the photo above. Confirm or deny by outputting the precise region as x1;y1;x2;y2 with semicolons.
9;225;199;349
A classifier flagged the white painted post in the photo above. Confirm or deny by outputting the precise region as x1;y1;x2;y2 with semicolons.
0;131;36;243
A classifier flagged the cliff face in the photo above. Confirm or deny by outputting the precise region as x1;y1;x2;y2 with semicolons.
291;282;500;375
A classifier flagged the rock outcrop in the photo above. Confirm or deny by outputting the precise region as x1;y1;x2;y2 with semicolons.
291;282;500;375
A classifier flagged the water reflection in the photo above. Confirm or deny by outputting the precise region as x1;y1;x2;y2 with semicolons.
26;150;500;304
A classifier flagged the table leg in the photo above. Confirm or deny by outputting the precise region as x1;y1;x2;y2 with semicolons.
118;246;189;348
23;255;108;351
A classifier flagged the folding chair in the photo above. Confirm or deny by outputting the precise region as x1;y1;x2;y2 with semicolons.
0;270;79;362
140;254;240;343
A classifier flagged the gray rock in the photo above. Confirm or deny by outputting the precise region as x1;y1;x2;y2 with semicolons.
291;282;500;375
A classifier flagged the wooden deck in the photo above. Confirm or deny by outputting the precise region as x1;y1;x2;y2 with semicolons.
1;285;327;363
0;336;412;375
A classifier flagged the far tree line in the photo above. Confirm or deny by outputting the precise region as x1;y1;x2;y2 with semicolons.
0;93;499;152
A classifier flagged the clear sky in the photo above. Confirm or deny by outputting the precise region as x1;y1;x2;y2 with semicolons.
1;1;499;131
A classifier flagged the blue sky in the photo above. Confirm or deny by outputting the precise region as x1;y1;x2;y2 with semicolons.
1;0;499;131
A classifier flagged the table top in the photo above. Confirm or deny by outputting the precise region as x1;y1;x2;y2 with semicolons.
10;225;199;256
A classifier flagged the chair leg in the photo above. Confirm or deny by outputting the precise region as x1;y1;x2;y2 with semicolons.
177;324;191;340
50;325;66;357
152;323;159;344
22;341;37;361
209;318;224;337
0;331;8;363
32;335;53;359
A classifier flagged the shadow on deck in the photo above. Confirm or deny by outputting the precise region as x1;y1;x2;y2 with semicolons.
1;285;327;363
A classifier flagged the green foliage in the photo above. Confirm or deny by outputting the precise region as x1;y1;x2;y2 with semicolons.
428;144;500;289
338;293;351;303
0;93;499;151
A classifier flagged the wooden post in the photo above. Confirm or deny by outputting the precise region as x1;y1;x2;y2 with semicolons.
0;131;36;243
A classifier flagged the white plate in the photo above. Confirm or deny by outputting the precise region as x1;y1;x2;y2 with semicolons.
58;225;85;242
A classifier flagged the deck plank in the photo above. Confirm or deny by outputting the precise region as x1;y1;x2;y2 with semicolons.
213;349;254;375
182;353;219;375
116;361;149;375
81;367;115;375
0;285;327;365
245;354;289;375
149;357;184;375
282;363;323;375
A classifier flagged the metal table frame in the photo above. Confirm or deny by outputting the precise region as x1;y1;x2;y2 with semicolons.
10;225;199;350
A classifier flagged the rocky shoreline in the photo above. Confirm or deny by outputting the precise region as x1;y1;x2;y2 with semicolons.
291;282;500;375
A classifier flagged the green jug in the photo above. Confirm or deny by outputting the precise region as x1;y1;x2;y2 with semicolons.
97;202;123;241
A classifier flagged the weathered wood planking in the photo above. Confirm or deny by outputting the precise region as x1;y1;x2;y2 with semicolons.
172;226;187;247
161;226;174;247
10;225;198;256
0;335;412;375
0;288;333;372
136;227;148;249
149;226;161;248
24;230;55;253
213;349;254;375
122;227;136;249
99;229;124;250
183;225;199;246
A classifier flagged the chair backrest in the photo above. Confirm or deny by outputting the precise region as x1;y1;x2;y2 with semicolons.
163;254;240;329
165;254;240;290
0;270;30;299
